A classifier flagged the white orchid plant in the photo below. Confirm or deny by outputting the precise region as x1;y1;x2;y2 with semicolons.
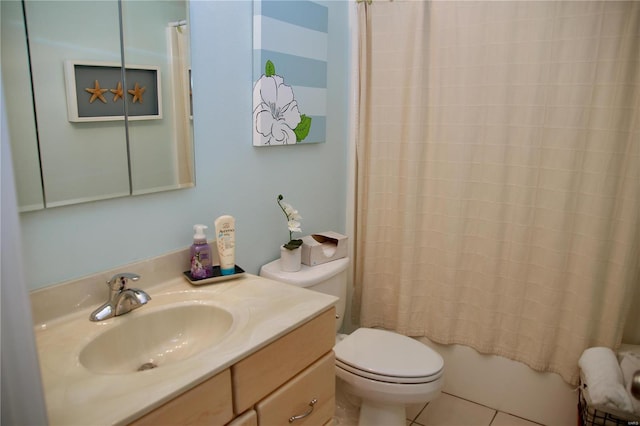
277;194;303;250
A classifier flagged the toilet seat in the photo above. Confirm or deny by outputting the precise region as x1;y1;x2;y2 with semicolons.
334;328;444;384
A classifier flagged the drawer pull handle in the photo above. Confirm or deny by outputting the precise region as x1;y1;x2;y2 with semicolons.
289;398;318;423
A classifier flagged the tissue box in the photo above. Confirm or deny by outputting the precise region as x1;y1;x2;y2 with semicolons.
301;232;348;266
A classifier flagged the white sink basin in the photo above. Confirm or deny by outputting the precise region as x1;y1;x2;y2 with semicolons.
34;274;338;426
79;303;234;374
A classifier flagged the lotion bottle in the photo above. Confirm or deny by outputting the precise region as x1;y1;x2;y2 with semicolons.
190;224;213;279
215;215;236;275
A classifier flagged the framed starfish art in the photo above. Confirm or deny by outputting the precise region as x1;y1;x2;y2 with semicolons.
64;60;162;122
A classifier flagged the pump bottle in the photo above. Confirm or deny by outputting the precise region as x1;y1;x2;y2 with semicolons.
215;215;236;276
190;224;213;279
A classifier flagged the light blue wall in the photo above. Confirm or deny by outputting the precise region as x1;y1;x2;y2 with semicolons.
20;0;350;290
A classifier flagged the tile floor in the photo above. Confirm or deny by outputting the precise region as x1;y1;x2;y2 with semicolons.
334;381;544;426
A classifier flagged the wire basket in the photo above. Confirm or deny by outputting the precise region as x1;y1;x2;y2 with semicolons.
578;378;640;426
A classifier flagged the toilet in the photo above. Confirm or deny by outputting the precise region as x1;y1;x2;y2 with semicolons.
260;257;444;426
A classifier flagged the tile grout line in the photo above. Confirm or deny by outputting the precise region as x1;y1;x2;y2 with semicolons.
408;401;429;426
494;411;546;426
334;387;543;426
441;390;502;416
439;392;543;426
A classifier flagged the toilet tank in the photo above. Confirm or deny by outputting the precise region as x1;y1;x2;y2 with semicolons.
260;257;349;332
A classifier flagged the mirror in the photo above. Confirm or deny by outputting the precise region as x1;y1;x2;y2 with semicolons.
0;0;194;211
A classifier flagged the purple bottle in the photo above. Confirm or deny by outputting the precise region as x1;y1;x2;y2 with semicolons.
190;224;213;279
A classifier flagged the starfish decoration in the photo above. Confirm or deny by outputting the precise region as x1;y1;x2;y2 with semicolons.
110;82;124;102
127;82;146;104
85;80;108;104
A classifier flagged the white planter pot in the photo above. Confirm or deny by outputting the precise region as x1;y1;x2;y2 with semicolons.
280;245;302;272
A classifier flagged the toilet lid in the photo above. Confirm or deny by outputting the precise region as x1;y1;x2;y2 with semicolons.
334;328;444;383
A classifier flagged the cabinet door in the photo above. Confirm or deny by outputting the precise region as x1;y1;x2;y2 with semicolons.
232;308;335;414
0;1;43;211
130;369;233;426
227;409;258;426
24;1;130;207
256;352;335;426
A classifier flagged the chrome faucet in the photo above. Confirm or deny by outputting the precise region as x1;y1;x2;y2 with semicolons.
89;273;151;321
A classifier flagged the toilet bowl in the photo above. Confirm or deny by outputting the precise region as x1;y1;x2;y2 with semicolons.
334;327;443;425
259;257;444;426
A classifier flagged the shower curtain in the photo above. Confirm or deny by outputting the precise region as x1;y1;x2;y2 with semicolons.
352;0;639;385
167;23;193;186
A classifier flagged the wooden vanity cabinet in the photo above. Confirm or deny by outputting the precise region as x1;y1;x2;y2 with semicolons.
129;307;336;426
130;369;234;425
232;307;336;425
227;409;258;426
255;352;335;425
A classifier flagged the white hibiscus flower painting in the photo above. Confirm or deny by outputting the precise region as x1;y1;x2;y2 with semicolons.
253;60;312;146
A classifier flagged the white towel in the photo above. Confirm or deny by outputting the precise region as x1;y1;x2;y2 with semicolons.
579;347;634;413
620;352;640;414
618;345;640;365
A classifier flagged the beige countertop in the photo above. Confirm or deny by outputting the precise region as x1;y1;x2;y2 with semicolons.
34;273;337;425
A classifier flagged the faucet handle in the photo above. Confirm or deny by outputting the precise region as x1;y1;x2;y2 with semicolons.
107;272;141;291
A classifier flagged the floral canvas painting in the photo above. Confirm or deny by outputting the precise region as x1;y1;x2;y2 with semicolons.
253;0;328;146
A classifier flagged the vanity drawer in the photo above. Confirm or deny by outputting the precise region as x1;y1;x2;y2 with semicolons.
227;409;258;426
256;352;335;426
232;307;335;413
130;368;233;426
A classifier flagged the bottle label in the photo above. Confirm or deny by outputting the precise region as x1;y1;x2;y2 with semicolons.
217;226;235;249
191;250;211;279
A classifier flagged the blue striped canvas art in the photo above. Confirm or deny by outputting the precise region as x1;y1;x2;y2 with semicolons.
253;0;328;146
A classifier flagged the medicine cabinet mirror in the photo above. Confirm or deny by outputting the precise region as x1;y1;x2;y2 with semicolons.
1;0;194;211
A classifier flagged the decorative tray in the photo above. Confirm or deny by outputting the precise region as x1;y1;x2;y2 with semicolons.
183;265;246;286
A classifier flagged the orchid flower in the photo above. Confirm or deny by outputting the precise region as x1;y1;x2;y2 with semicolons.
277;195;303;250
